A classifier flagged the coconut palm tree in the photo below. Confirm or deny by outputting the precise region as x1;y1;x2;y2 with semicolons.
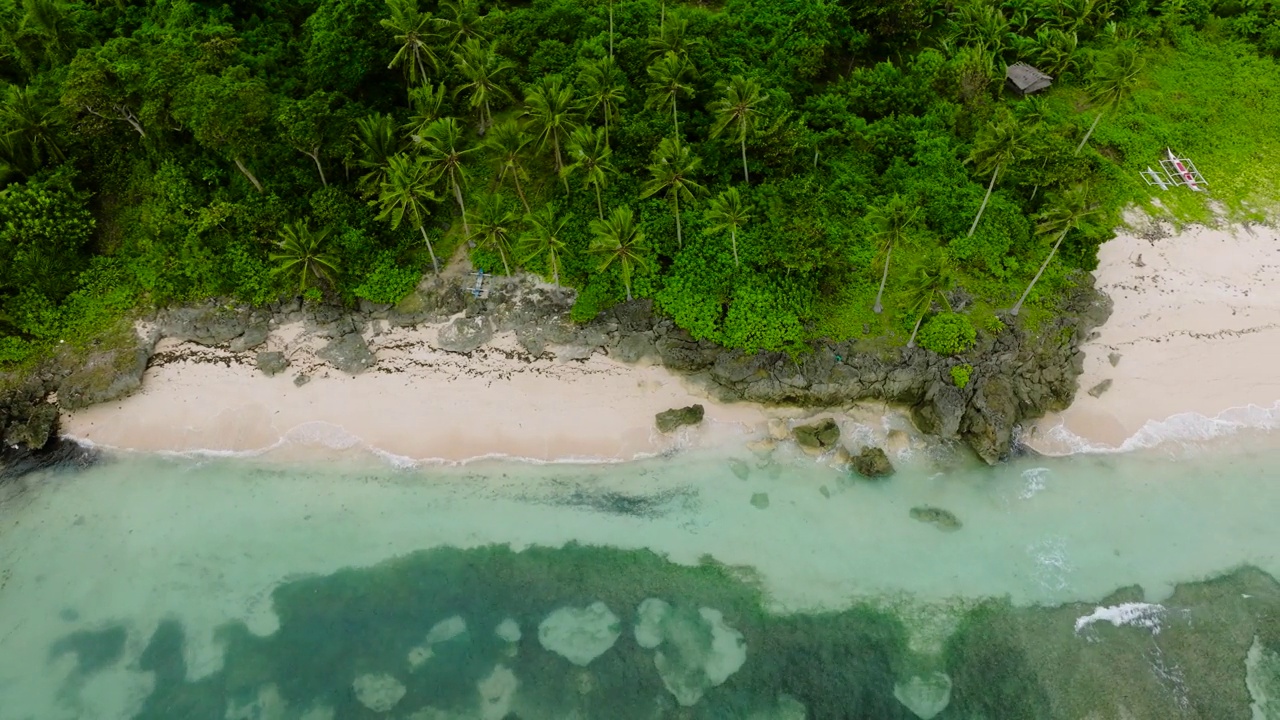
563;125;617;220
373;152;440;274
470;192;520;275
704;187;750;267
418;117;475;239
1076;45;1143;155
966;118;1029;237
0;85;64;172
436;0;487;50
590;206;650;301
519;203;567;286
351;112;401;197
866;194;920;314
484;119;532;212
1011;184;1099;316
903;254;955;348
452;38;512;132
949;0;1011;54
380;0;439;90
645;51;695;143
639;136;705;248
403;82;448;140
271;221;341;292
578;57;626;145
647;13;701;60
708;76;768;183
522;75;579;176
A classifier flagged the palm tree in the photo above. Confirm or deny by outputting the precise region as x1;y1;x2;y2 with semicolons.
436;0;487;50
708;76;768;183
380;0;439;90
484;119;533;212
578;57;626;145
470;192;520;275
522;75;579;176
645;51;695;143
1011;184;1099;316
373;152;441;273
903;254;955;348
1076;45;1143;155
351;113;400;197
865;194;920;314
563;125;617;220
0;85;64;172
453;38;512;132
590;206;650;301
271;221;341;292
966;118;1028;237
639;136;705;248
419;117;475;239
404;82;448;140
520;203;568;286
949;0;1011;54
647;13;701;60
704;187;750;267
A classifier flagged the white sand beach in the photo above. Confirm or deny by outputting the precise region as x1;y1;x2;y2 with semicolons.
1026;215;1280;453
61;323;781;463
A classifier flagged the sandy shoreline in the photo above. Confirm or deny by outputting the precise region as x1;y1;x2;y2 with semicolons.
62;214;1280;460
1024;214;1280;454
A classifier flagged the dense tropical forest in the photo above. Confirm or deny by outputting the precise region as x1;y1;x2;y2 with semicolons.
2;0;1280;364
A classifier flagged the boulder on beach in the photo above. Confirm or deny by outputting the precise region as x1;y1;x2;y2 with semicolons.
256;351;289;377
910;506;962;532
317;333;375;374
436;315;494;353
352;673;406;713
893;672;953;720
633;599;748;707
655;404;705;433
537;601;621;666
851;446;894;478
792;418;840;450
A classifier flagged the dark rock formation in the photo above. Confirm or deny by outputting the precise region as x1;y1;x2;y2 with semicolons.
793;418;840;450
437;315;494;353
851;446;894;478
910;506;962;531
655;404;704;433
256;351;289;377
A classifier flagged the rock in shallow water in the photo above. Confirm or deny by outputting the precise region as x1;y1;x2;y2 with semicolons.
850;445;894;478
537;601;621;666
910;506;962;532
792;418;839;450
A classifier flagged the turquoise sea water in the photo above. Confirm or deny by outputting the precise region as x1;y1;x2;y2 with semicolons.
2;437;1280;719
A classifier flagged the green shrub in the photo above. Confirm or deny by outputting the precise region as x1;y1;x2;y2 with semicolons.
917;312;977;355
353;253;421;304
951;364;973;389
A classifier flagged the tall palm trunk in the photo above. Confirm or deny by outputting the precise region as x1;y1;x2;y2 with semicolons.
511;171;530;213
740;133;750;184
967;166;998;237
418;225;440;274
730;227;739;266
873;243;892;314
672;97;679;143
907;307;928;348
1076;112;1103;155
594;184;604;220
234;157;264;193
609;0;614;58
304;147;327;186
449;170;470;239
1011;228;1068;315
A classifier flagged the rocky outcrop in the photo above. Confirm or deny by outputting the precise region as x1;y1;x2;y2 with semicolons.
256;351;289;377
316;333;375;375
655;405;704;433
793;418;840;450
851;446;894;478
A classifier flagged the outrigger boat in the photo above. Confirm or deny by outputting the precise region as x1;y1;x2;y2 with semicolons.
1166;148;1203;192
1142;148;1208;192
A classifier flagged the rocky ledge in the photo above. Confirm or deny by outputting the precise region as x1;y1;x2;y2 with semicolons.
0;272;1110;471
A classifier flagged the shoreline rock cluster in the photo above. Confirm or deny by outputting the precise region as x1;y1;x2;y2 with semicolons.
0;272;1110;474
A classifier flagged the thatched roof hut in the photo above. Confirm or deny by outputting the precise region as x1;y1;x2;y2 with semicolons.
1005;63;1053;96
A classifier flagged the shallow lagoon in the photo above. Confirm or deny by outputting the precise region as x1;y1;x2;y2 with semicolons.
2;438;1279;719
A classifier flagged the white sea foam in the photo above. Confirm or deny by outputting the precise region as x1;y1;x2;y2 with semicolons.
1027;537;1074;594
1024;400;1280;456
1074;603;1166;634
1019;467;1050;499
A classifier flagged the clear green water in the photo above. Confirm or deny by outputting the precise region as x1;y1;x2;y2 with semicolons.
2;439;1280;719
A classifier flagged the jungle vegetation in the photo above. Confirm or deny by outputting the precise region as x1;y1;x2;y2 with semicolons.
2;0;1280;365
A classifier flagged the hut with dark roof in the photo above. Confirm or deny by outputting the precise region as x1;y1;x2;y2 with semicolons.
1005;63;1053;96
